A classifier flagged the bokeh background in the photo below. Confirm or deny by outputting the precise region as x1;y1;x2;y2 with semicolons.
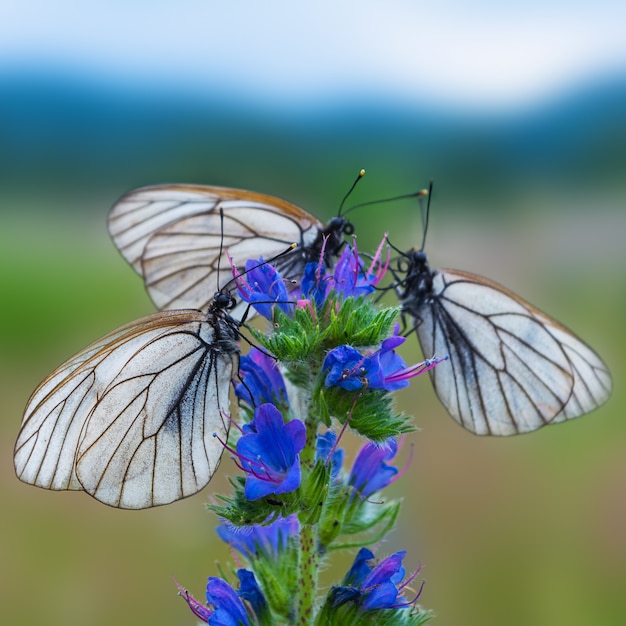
1;2;625;625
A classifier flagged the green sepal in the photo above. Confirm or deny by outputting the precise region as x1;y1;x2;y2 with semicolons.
298;457;331;526
252;306;326;362
315;594;433;626
208;477;302;526
315;478;346;548
317;477;402;551
330;500;402;551
251;556;297;621
243;535;299;621
316;388;331;427
318;387;414;441
248;297;400;365
324;297;399;348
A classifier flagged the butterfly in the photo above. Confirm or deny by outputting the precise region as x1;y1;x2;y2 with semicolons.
14;291;241;509
108;184;353;316
393;244;612;436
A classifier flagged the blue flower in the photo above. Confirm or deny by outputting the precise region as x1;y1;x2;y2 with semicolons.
323;326;448;392
331;243;376;299
359;550;408;610
235;404;306;500
235;348;288;409
177;571;266;625
236;570;269;622
300;261;330;309
235;239;389;319
300;238;390;308
342;547;376;587
332;548;420;611
232;257;293;320
216;514;298;559
365;330;410;391
349;438;400;498
316;430;344;478
206;577;250;626
323;345;370;391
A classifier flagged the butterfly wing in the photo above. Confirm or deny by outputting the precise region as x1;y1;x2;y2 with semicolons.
14;309;236;508
108;184;326;313
411;269;612;436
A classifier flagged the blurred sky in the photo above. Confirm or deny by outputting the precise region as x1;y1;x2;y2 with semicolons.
1;0;626;110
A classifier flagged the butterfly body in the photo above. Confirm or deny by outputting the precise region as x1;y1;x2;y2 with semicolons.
396;249;612;436
14;294;240;509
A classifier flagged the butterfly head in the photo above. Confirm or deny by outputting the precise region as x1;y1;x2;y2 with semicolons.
211;290;237;312
308;216;354;267
326;215;355;237
393;248;435;304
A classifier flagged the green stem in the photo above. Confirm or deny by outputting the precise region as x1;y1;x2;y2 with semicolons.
296;522;319;625
295;389;321;625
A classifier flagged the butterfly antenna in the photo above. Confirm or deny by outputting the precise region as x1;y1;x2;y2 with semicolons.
343;188;428;218
338;168;366;217
217;206;226;290
221;243;298;294
419;181;433;252
385;236;406;257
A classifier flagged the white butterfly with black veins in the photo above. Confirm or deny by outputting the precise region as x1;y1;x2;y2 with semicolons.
394;247;612;436
108;183;353;316
14;291;240;509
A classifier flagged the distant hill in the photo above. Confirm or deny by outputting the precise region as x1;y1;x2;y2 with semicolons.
1;67;625;211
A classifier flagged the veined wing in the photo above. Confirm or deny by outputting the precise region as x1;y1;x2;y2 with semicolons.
108;184;328;313
14;309;236;508
413;269;612;436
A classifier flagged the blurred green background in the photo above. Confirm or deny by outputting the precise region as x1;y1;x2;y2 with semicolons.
1;3;625;625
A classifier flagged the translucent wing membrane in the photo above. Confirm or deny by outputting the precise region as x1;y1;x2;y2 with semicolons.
14;308;238;508
108;184;346;315
401;267;612;436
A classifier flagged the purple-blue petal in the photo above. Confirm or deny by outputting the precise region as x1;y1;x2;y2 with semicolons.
216;515;298;558
300;261;329;308
349;439;399;498
237;258;292;319
343;547;375;586
360;551;407;610
332;246;375;298
236;570;268;619
335;548;413;611
206;578;250;626
366;337;410;391
316;431;344;478
361;580;401;610
323;345;369;391
235;348;288;408
242;455;302;500
236;404;305;500
380;333;406;352
361;551;406;589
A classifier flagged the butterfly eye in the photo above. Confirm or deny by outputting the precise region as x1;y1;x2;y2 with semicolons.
343;222;355;236
212;291;235;310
